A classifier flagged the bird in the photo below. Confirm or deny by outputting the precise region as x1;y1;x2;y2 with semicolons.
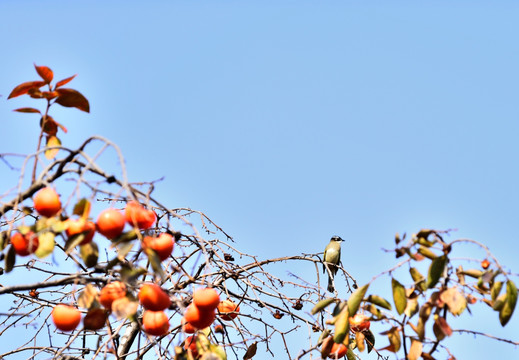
323;236;344;292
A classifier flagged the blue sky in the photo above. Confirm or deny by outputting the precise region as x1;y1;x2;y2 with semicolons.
1;1;518;359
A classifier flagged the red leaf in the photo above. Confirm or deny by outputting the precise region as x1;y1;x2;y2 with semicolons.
42;91;58;100
8;81;46;99
435;317;453;337
13;107;41;114
55;75;77;89
34;64;54;83
55;88;90;113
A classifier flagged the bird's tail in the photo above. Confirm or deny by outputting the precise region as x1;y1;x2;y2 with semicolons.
327;275;334;293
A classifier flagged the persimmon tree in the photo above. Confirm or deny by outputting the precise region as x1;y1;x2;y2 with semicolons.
0;65;517;360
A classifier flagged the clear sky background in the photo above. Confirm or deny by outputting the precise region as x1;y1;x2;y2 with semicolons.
1;1;518;359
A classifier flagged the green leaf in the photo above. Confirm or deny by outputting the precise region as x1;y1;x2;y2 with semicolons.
493;294;506;311
491;281;503;302
117;242;134;261
51;220;67;234
73;198;91;217
417;246;437;259
145;247;165;280
333;305;349;344
347;283;369;316
499;280;517;326
311;298;336;315
5;245;15;273
0;231;7;252
345;348;356;360
416;236;436;247
366;294;392;310
460;269;483;278
80;241;99;268
391;278;407;315
35;232;55;258
426;255;447;289
65;233;86;253
410;267;426;292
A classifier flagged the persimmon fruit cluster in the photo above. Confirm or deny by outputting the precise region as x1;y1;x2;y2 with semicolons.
99;281;127;310
142;309;170;336
183;288;221;330
125;201;156;230
10;232;39;256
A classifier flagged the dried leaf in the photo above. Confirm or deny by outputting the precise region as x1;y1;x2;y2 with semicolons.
8;81;46;99
77;284;99;309
55;88;90;112
387;327;401;352
364;329;375;353
83;308;108;330
13;107;41;114
391;278;407;315
243;341;257;360
408;339;423;360
355;331;365;352
404;297;419;318
55;74;77;88
434;316;452;339
321;336;335;359
440;288;467;316
34;64;53;83
347;283;369;316
112;297;138;320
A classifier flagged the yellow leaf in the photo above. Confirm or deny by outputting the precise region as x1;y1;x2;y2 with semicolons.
77;284;99;309
45;135;61;159
34;232;55;258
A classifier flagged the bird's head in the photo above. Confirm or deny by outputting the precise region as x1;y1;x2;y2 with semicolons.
331;235;344;242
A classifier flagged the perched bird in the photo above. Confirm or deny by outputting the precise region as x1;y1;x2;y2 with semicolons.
323;236;344;292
